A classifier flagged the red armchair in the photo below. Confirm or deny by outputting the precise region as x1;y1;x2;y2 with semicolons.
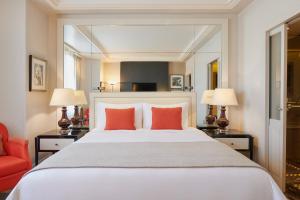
0;123;32;191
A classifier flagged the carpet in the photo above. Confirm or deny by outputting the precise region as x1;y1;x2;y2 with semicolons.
0;193;9;200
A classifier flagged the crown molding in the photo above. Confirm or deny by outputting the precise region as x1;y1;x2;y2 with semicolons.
46;0;242;11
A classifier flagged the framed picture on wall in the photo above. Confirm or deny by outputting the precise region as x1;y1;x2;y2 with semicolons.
29;55;47;91
170;74;184;89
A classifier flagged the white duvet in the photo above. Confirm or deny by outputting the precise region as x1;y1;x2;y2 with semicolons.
7;128;286;200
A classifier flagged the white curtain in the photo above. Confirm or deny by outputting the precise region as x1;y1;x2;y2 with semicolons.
64;45;81;117
64;47;81;89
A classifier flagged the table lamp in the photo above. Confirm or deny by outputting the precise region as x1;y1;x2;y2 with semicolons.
72;90;87;127
211;88;238;133
201;90;216;125
107;80;117;92
50;88;76;134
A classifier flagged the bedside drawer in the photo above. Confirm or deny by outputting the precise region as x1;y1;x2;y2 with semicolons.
216;138;249;150
39;138;75;151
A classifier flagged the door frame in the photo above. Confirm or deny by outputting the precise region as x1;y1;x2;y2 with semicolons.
207;58;221;90
265;23;287;190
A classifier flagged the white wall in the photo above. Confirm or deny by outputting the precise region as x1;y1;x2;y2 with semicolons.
0;0;27;138
237;0;300;165
186;32;221;125
26;0;58;158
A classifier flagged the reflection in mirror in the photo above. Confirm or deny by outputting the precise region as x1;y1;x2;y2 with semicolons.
63;24;222;124
208;59;220;116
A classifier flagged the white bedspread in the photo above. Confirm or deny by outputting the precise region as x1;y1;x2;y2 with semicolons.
7;128;286;200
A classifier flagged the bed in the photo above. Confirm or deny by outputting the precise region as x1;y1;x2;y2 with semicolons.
7;92;286;200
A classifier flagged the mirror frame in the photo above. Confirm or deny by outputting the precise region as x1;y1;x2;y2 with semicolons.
57;15;229;90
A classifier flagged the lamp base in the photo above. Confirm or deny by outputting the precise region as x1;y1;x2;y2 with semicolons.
71;105;80;126
206;115;216;125
206;105;216;125
216;106;229;131
58;107;71;134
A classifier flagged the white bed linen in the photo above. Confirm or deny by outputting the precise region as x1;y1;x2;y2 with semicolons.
7;128;286;200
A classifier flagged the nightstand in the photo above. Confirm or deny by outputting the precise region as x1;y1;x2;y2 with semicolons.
35;130;87;165
197;127;254;160
196;124;218;134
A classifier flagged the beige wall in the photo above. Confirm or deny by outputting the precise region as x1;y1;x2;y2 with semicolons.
237;0;300;165
102;62;121;92
0;0;27;138
168;62;186;75
0;0;57;159
26;0;58;158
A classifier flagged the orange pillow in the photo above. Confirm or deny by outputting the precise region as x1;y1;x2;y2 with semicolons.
105;108;136;130
151;107;183;130
0;134;6;156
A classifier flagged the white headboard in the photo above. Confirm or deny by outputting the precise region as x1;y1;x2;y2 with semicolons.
89;92;196;130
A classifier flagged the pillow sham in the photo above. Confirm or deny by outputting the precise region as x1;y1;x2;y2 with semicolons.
0;134;6;156
143;103;188;129
151;107;183;130
95;103;143;130
105;108;136;130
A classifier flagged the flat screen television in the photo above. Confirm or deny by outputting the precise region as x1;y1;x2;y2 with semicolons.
132;82;157;91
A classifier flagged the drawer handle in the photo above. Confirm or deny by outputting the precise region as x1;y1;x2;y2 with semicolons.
231;143;234;146
55;143;59;146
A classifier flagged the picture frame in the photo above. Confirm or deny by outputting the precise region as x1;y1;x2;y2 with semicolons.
170;74;184;89
29;55;47;91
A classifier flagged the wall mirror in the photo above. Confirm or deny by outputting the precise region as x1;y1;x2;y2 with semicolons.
60;20;225;124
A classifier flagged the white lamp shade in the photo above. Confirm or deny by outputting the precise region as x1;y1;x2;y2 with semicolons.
201;90;214;104
107;80;117;85
49;88;76;106
74;90;87;105
211;88;238;106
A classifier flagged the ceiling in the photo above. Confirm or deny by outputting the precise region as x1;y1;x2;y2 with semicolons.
64;24;220;62
34;0;252;13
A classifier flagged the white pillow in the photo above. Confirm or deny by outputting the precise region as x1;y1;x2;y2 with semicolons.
143;103;188;129
95;103;143;130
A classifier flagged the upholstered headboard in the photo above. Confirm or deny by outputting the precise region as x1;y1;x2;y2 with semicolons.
89;92;196;130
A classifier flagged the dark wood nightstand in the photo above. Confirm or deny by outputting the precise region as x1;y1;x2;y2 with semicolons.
35;129;87;165
197;124;219;130
197;126;254;160
197;124;219;135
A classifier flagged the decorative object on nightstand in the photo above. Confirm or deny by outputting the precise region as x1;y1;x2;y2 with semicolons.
97;81;106;92
35;130;87;165
211;88;238;133
197;127;254;160
72;90;87;127
84;108;89;126
201;90;216;125
50;88;76;135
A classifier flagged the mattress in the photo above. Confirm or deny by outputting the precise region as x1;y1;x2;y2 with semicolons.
7;128;286;200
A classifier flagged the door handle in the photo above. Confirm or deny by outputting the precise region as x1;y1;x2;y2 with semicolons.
286;103;300;111
277;107;283;111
